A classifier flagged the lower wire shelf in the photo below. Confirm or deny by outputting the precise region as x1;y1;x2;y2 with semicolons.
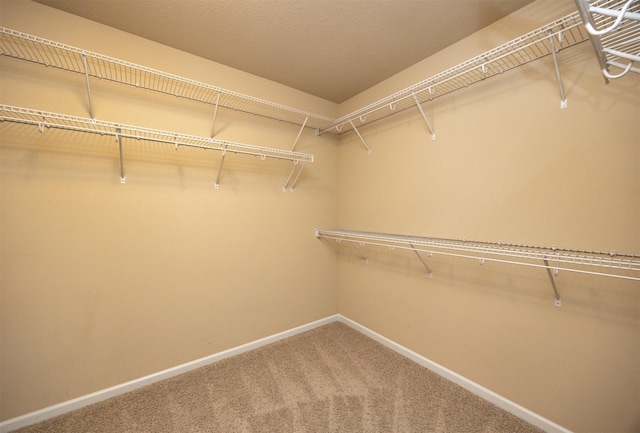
315;228;640;306
0;104;314;190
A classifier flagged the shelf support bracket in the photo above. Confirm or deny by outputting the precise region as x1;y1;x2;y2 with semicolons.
411;243;433;278
215;146;227;189
548;30;568;109
351;242;368;264
81;53;95;119
211;91;221;138
291;115;309;152
348;119;372;155
283;160;307;192
412;93;436;140
116;128;125;184
543;256;562;307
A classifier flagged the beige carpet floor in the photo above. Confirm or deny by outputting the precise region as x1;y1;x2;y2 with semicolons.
14;322;544;432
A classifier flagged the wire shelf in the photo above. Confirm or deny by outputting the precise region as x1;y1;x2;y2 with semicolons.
318;11;590;135
0;104;314;163
315;229;640;282
0;26;333;129
575;0;640;81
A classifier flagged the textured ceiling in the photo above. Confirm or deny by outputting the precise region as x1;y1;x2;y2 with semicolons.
33;0;534;103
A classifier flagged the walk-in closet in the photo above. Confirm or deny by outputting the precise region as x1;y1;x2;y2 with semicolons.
1;1;638;432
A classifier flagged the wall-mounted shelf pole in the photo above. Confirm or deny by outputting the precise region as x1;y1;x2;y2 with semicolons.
411;93;436;139
315;229;640;305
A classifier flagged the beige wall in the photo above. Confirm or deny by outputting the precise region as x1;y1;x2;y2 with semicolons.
336;1;639;432
0;0;339;421
1;1;639;432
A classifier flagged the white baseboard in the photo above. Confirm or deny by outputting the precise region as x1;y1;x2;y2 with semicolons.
1;313;570;433
336;315;572;433
0;314;339;433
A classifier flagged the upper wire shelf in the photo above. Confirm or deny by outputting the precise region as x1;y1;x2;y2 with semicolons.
0;26;333;129
318;11;590;135
315;228;640;282
575;0;640;81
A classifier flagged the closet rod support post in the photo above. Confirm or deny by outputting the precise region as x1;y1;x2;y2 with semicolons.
348;119;371;155
544;257;562;307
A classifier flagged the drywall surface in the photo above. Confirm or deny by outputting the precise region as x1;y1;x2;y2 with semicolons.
0;0;338;421
335;1;640;432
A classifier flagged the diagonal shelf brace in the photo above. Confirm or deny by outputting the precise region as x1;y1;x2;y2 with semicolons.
81;54;95;119
211;91;221;138
291;115;309;152
548;30;568;109
351;242;369;263
282;160;307;192
411;243;433;278
215;146;227;189
116;128;125;184
543;256;562;307
348;119;372;155
411;93;436;140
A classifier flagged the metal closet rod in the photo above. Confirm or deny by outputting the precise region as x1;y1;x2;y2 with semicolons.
315;228;640;282
0;104;313;189
318;11;589;135
0;26;333;129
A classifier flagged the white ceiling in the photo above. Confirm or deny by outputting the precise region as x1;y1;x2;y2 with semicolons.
33;0;534;103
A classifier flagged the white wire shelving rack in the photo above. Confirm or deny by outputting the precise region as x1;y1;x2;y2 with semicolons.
0;104;314;191
0;26;333;131
575;0;640;81
0;26;326;190
315;229;640;306
317;11;590;150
